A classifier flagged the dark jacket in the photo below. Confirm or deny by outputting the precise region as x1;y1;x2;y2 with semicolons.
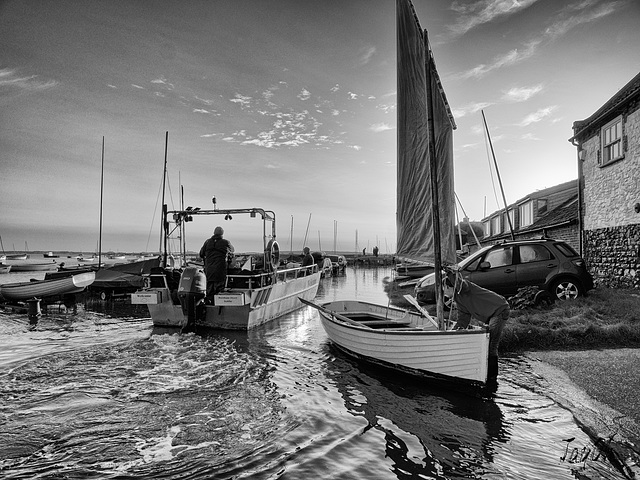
199;234;233;282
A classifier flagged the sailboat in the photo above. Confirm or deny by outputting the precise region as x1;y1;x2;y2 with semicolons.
303;0;490;388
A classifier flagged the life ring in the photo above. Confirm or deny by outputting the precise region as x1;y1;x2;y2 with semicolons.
265;240;280;270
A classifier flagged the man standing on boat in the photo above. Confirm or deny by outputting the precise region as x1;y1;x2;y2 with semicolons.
445;269;510;383
301;247;314;268
200;226;234;302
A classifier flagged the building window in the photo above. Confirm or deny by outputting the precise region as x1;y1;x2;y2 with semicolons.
601;116;624;166
507;209;516;230
519;201;533;227
537;199;547;215
491;215;502;235
483;221;491;237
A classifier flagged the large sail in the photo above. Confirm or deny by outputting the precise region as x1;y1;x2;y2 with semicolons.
396;0;456;266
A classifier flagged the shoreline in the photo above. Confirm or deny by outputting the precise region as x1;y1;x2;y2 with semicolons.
525;349;640;477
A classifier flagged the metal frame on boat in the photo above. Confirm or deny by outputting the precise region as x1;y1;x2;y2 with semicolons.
132;205;321;330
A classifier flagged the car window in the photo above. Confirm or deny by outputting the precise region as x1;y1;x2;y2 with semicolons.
554;242;578;258
519;245;553;263
483;246;513;268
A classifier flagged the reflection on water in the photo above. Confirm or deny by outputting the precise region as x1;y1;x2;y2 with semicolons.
0;266;632;479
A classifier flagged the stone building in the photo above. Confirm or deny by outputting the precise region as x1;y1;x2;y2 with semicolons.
480;180;580;251
570;71;640;288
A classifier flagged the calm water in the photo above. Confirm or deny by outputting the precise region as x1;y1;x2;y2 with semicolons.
0;265;630;479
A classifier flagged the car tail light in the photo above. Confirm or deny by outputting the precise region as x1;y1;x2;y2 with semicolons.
572;259;585;268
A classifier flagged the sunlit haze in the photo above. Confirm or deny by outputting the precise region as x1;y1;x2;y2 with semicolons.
1;0;638;254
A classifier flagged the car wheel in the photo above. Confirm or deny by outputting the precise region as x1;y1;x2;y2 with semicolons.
550;278;582;300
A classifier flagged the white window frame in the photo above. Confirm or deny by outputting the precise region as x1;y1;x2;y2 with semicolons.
519;201;533;227
490;215;502;235
600;115;624;166
483;221;491;237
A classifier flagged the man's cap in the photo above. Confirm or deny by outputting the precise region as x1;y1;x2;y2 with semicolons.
214;226;224;235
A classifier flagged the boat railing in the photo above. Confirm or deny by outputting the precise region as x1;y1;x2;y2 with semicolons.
225;264;318;291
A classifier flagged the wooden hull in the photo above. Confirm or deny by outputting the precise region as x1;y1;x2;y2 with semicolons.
135;266;321;330
395;263;434;279
9;262;59;272
0;272;95;301
317;300;490;386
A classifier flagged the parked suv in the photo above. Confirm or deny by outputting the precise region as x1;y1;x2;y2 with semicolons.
414;238;594;304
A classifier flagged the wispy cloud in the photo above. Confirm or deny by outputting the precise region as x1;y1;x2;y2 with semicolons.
452;101;493;119
502;84;544;102
370;123;394;133
518;106;557;126
0;68;58;90
357;46;376;66
456;42;539;79
448;0;542;37
454;0;622;78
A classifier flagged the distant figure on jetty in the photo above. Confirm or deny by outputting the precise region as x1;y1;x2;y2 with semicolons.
301;247;314;267
373;246;379;257
200;226;234;302
362;248;366;256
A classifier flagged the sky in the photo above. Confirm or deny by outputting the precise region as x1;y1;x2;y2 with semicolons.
1;0;639;255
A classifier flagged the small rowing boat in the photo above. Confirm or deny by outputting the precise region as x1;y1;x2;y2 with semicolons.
0;271;95;302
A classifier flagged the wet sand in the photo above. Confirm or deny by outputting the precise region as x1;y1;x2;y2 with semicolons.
526;349;640;477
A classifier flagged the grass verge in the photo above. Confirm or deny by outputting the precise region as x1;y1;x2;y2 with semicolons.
384;280;640;353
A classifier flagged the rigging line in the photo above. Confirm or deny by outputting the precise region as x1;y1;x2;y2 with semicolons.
145;169;164;253
455;193;482;248
482;116;501;214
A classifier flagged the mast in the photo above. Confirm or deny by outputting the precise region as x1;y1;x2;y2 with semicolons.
424;31;445;328
161;131;169;266
482;110;515;240
98;136;104;269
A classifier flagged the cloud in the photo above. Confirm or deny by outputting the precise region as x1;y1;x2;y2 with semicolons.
151;76;174;90
370;123;394;133
455;0;622;78
297;88;311;101
0;68;58;90
330;84;340;93
518;106;557;126
502;84;544;102
456;42;539;79
357;46;376;66
452;101;493;119
229;93;253;108
448;0;542;37
131;84;144;89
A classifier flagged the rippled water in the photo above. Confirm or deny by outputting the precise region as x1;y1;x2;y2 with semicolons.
0;266;630;479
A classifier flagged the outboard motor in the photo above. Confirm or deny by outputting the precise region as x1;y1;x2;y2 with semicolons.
177;267;206;327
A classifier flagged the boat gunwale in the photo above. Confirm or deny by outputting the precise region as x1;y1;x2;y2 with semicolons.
319;300;488;336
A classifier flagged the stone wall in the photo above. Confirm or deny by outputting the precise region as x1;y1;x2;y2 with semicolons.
581;106;640;230
584;224;640;288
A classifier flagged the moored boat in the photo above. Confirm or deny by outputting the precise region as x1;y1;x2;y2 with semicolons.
309;0;491;388
0;264;11;274
307;299;489;386
8;262;59;272
132;205;321;330
0;271;95;302
44;251;59;258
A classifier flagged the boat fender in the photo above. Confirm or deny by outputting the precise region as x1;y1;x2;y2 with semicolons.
265;240;280;270
143;276;151;289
